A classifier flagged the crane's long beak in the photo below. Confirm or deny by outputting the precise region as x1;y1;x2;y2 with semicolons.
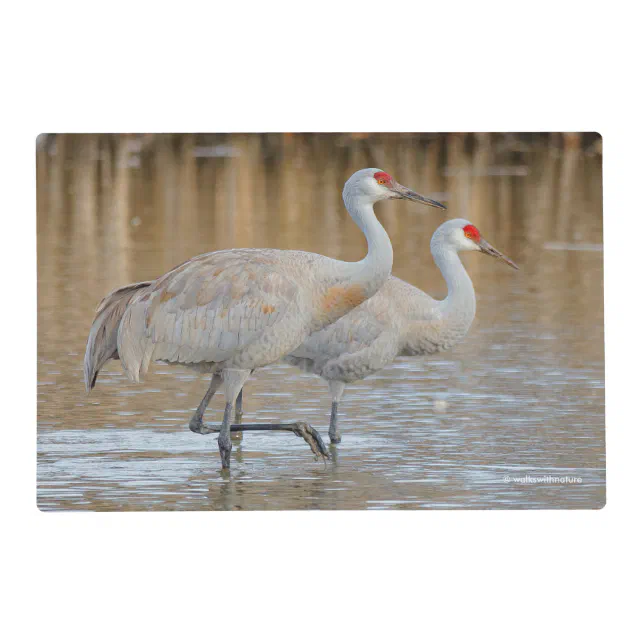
391;181;447;210
478;238;519;269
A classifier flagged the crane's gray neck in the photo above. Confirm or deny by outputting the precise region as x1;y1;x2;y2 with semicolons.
336;191;393;297
400;241;476;356
431;245;476;333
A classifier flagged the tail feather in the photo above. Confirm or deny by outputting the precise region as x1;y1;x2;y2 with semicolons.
83;281;153;392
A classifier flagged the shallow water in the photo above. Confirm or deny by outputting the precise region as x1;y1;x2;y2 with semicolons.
37;134;605;510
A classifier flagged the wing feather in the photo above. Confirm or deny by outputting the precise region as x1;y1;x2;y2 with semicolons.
118;251;298;381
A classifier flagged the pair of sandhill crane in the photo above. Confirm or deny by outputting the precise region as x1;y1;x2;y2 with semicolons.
85;168;517;468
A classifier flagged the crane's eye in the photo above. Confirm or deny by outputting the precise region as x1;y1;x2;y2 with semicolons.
374;171;393;185
463;224;480;241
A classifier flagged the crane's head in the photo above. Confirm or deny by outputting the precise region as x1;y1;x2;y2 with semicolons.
344;168;446;209
432;219;518;269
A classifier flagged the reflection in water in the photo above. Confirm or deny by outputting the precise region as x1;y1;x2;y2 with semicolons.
37;134;604;510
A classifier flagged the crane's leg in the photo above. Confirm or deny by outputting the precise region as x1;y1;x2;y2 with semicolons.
233;369;253;424
216;422;330;460
328;381;346;444
189;374;223;434
192;419;330;460
234;388;244;424
218;370;252;469
189;373;329;462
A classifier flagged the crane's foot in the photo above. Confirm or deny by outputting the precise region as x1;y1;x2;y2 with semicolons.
189;419;218;435
289;421;332;460
219;447;231;469
218;434;232;469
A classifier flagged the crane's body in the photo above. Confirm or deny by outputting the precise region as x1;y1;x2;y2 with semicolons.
84;168;445;468
282;218;518;443
284;275;466;381
115;247;392;381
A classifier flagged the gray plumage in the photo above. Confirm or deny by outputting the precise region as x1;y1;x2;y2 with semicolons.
83;168;445;468
84;281;153;391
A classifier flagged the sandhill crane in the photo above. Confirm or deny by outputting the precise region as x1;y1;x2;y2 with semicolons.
84;168;446;468
236;219;518;443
